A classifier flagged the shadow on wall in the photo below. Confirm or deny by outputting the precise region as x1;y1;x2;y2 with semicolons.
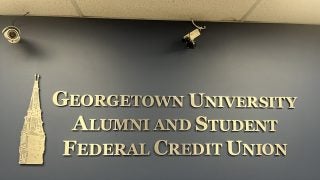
17;39;46;58
165;39;188;53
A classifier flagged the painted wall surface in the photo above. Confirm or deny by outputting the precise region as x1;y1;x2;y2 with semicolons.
0;17;319;179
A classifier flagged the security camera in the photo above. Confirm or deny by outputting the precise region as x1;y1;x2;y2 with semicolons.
2;26;21;44
182;28;201;49
182;20;206;49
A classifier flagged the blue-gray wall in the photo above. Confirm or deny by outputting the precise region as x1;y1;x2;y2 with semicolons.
0;16;319;179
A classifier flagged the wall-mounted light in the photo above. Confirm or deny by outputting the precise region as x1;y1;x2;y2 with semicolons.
182;20;206;49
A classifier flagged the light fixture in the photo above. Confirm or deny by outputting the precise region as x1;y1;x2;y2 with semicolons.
182;20;206;49
2;26;21;44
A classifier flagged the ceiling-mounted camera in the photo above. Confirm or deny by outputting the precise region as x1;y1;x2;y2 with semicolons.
182;28;201;49
182;20;206;49
2;26;21;44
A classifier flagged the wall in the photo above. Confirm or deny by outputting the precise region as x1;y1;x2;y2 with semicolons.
0;16;319;180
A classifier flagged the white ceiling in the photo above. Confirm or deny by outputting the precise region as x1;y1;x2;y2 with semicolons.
0;0;320;25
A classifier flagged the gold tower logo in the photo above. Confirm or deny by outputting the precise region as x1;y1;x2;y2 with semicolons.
19;74;46;164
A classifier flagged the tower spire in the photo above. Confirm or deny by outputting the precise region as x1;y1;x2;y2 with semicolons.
19;74;46;164
35;73;40;81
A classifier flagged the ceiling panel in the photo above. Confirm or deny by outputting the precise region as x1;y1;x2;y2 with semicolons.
246;0;320;24
0;0;78;17
75;0;257;21
0;0;320;25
